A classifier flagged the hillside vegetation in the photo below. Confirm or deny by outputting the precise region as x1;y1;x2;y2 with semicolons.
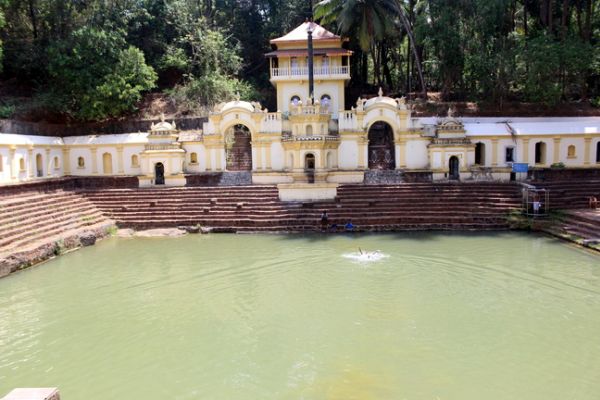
0;0;598;123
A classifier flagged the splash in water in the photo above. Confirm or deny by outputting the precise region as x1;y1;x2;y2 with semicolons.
343;248;388;263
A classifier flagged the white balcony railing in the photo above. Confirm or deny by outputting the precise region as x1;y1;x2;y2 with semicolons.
271;66;349;79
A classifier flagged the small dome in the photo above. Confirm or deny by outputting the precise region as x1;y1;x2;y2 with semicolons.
364;96;398;109
151;114;177;132
221;100;255;113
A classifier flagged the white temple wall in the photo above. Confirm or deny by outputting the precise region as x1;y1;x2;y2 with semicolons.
270;142;285;170
0;148;8;182
69;148;93;175
405;140;429;169
122;146;145;175
182;144;206;172
338;140;358;169
561;137;584;166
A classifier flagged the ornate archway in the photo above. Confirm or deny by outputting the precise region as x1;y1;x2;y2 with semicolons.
368;121;395;170
225;124;252;171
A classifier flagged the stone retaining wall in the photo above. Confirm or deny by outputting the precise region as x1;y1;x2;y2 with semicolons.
529;168;600;182
185;172;253;187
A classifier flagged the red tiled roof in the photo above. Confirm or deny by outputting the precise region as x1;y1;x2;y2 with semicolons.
265;48;353;58
270;22;342;44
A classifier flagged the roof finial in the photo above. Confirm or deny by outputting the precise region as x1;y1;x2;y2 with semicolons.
378;87;383;98
234;91;240;101
160;113;165;123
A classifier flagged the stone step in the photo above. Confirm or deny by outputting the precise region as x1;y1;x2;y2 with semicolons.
0;202;99;234
0;194;96;218
0;213;109;252
0;209;107;249
0;192;80;216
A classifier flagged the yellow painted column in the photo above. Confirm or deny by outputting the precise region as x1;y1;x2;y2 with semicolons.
294;149;302;169
553;137;561;164
117;146;124;174
205;147;212;171
584;137;592;166
27;147;34;178
491;139;499;167
62;148;71;175
265;141;272;170
397;139;406;168
91;147;98;174
358;139;366;169
9;146;16;180
522;139;530;164
255;143;263;171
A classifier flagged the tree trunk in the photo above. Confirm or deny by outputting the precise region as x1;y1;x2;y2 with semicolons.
524;0;528;37
561;0;569;40
28;0;38;40
548;0;553;34
584;0;592;42
396;2;427;98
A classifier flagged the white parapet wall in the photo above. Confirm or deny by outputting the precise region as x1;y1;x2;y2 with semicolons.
2;388;60;400
277;182;339;201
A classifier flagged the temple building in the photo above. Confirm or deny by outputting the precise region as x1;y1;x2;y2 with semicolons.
1;22;599;200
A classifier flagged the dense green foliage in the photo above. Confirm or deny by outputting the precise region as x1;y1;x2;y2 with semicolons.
0;0;598;121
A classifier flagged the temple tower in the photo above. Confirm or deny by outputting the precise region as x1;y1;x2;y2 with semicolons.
267;22;352;119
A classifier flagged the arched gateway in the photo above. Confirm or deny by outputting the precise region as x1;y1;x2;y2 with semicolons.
449;156;460;180
368;121;395;170
225;124;252;171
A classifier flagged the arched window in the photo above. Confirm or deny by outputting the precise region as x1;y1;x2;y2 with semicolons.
305;153;316;170
288;153;294;170
131;154;139;167
291;96;301;106
35;153;43;177
102;153;113;174
53;156;60;169
567;145;576;158
475;142;486;165
597;142;600;163
535;142;546;164
320;94;331;107
0;154;3;172
190;152;198;164
78;157;85;168
326;152;334;169
305;125;313;136
19;157;25;171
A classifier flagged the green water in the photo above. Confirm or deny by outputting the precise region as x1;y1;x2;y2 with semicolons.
1;233;600;400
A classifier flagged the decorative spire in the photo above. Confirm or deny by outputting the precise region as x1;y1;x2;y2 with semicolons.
378;87;383;97
234;91;240;101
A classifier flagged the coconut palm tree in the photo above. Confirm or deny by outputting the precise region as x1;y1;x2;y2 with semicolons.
314;0;426;97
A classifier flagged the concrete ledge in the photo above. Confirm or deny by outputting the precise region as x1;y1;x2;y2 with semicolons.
2;388;60;400
277;183;338;201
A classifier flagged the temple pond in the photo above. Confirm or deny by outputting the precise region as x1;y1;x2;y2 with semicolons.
1;233;600;399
